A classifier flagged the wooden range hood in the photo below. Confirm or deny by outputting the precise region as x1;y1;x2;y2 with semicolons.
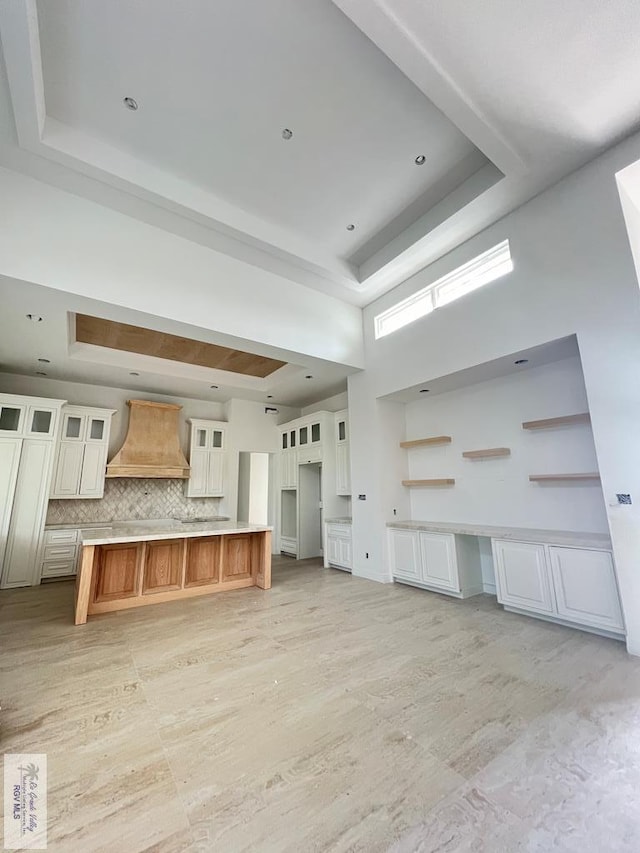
106;400;190;479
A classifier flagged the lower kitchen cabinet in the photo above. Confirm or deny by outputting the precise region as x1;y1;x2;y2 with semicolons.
325;523;352;572
492;538;624;637
388;527;482;598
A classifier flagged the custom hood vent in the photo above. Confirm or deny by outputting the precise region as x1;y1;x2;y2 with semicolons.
106;400;190;479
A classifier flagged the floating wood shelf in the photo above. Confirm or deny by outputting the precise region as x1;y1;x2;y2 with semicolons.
522;413;590;430
529;473;600;482
399;436;452;449
462;447;511;459
402;478;455;487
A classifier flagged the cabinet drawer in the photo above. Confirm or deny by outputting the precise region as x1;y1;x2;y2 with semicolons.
43;543;77;561
41;559;77;577
44;528;78;545
326;524;350;539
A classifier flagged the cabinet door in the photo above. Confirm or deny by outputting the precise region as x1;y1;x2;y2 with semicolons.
51;442;84;497
327;534;341;564
0;404;24;434
336;443;350;494
86;416;107;443
207;452;224;496
61;412;86;441
1;439;53;587
26;406;57;437
187;449;208;496
549;546;624;632
339;537;352;569
288;451;298;489
419;532;459;591
389;528;421;581
79;443;107;497
0;437;22;576
493;540;555;615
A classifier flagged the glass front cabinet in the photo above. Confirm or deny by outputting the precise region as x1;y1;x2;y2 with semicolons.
50;406;116;499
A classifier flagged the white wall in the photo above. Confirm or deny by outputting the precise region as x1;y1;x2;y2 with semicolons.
350;127;640;654
0;167;364;369
405;356;608;532
301;390;349;415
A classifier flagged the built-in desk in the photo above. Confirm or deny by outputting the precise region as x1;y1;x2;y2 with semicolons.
387;520;624;640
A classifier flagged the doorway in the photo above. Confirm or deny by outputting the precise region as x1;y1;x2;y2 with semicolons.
298;462;322;559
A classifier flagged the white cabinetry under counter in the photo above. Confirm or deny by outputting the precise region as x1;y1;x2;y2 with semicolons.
388;526;482;598
493;538;624;637
324;519;352;572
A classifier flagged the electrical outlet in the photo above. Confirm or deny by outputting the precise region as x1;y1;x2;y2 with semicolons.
393;508;397;516
365;552;369;559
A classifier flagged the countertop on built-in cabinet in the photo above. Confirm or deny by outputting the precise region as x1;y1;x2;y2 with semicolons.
79;518;272;546
386;520;611;550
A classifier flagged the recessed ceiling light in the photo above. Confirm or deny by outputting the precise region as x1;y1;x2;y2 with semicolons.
346;224;355;231
210;385;219;389
281;128;293;140
514;359;529;365
26;314;42;322
129;371;139;376
35;371;47;376
123;97;138;111
414;154;426;165
37;358;50;363
305;375;313;379
420;388;430;393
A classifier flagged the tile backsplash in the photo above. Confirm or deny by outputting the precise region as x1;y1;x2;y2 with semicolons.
46;479;223;525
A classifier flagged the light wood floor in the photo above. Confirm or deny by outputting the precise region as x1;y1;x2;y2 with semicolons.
2;556;640;852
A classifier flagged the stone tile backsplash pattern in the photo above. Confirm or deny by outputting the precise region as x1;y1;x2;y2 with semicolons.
46;479;222;525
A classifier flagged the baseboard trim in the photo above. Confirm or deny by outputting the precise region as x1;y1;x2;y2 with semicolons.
482;582;497;595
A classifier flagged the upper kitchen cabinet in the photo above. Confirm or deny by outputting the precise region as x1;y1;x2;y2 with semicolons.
335;409;351;496
50;406;116;499
185;419;226;497
1;393;66;588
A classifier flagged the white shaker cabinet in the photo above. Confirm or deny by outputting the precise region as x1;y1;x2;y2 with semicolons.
549;546;624;632
50;406;115;499
335;410;351;496
389;527;483;598
492;538;624;637
492;540;555;616
388;528;421;582
0;394;65;588
185;419;226;497
325;522;352;572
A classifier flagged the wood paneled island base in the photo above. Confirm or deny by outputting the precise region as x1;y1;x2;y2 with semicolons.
74;523;271;624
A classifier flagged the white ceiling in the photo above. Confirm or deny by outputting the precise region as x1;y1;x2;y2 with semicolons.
382;337;580;404
1;1;640;305
0;276;355;407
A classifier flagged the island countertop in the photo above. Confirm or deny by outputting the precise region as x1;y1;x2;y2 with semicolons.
80;519;272;546
75;520;272;625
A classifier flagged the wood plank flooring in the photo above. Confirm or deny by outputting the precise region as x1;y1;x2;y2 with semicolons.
2;556;640;851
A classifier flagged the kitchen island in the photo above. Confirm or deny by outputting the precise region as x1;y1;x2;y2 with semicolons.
74;519;271;625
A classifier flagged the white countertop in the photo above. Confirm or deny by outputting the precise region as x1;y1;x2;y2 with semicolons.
80;519;272;546
387;520;611;550
325;517;352;525
46;522;114;530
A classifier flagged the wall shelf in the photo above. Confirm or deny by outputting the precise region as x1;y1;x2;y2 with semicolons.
529;473;600;482
522;413;590;430
402;478;455;487
399;436;452;449
462;447;511;459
